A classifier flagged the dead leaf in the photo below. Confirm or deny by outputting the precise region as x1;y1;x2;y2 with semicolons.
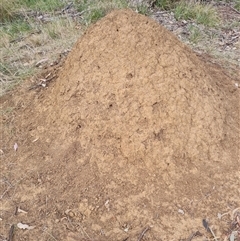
17;223;35;230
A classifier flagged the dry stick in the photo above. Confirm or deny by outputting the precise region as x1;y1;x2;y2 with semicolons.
15;206;18;215
230;6;240;14
28;75;56;90
208;226;218;241
137;226;150;241
8;225;14;241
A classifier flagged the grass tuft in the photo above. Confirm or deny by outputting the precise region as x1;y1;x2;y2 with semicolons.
0;0;15;22
154;0;179;10
2;20;33;39
16;0;67;12
87;7;107;23
136;4;150;15
174;1;220;27
188;25;204;44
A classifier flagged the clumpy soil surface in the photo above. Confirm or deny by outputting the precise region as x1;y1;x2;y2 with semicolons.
1;9;240;241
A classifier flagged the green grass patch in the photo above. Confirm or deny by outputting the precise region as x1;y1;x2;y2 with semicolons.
136;4;150;15
174;1;220;27
87;7;107;23
234;0;240;10
154;0;179;10
75;1;103;24
15;0;67;12
1;20;33;38
0;0;69;23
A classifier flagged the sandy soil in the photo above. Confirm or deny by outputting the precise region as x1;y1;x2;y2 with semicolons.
0;9;239;241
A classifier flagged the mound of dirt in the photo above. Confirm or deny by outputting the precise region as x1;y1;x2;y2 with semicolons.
1;9;239;241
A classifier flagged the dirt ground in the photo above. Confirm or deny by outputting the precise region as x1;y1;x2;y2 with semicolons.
1;9;240;241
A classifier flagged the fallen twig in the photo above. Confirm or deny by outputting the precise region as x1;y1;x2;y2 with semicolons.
15;206;18;215
229;6;240;14
28;73;57;90
186;231;202;241
35;58;49;67
208;226;218;241
137;226;150;241
8;225;14;241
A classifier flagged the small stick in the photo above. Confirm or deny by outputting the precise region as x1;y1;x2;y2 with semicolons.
208;226;218;241
230;6;240;14
15;206;18;215
137;226;150;241
8;225;14;241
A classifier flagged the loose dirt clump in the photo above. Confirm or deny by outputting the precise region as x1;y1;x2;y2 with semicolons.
0;9;239;241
